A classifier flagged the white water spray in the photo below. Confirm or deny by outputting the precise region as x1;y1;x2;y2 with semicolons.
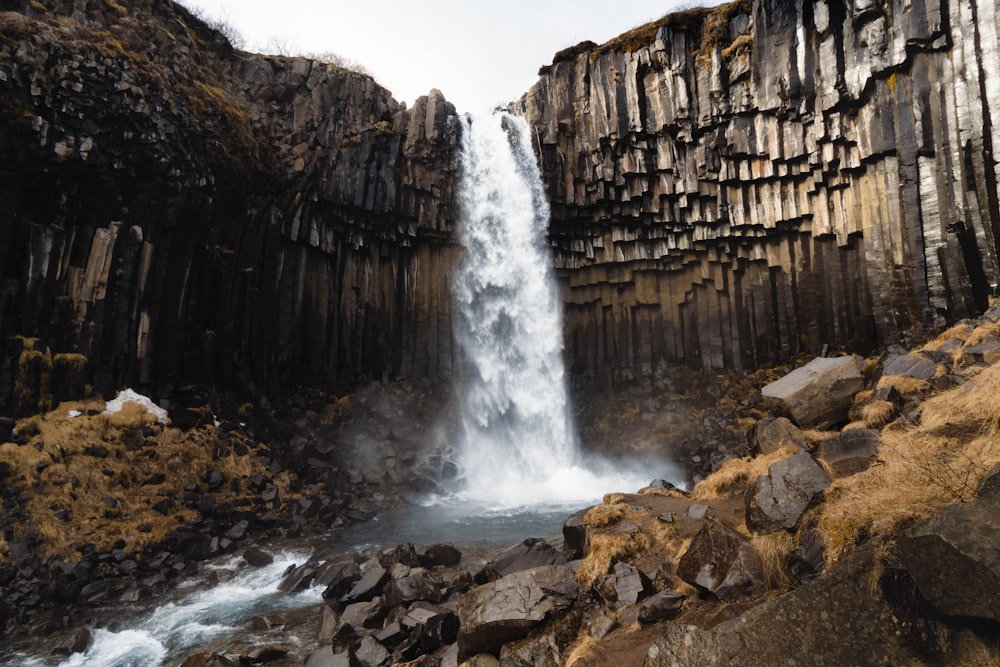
454;111;648;506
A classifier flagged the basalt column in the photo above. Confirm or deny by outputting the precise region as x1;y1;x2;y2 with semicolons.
519;0;1000;378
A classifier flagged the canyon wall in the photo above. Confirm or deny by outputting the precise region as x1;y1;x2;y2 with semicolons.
0;0;458;412
519;0;1000;377
3;0;1000;410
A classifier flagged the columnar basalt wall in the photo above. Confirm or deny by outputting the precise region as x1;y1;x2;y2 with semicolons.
0;0;460;412
518;0;1000;377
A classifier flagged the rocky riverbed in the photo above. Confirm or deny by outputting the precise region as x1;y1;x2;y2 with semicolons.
5;308;1000;665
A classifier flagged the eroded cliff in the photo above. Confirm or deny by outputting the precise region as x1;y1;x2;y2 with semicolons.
520;0;1000;377
0;0;459;413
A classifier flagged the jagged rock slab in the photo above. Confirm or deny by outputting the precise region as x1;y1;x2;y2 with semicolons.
896;471;1000;621
456;565;578;660
754;416;808;454
817;429;880;477
761;357;864;428
745;452;831;534
676;519;765;600
646;545;948;666
883;354;937;379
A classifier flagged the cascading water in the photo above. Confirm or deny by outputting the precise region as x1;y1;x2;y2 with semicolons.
453;111;651;506
453;111;576;504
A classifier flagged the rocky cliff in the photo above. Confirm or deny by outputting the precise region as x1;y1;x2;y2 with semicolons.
519;0;1000;377
0;0;459;413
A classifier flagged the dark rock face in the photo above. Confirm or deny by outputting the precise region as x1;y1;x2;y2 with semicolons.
0;0;459;412
676;519;765;600
896;474;1000;621
455;565;578;660
519;0;1000;378
646;544;952;666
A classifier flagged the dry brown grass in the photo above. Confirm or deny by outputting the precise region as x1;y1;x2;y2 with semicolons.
875;374;929;396
860;400;895;428
577;529;653;589
564;634;601;667
691;445;799;501
749;531;795;589
584;504;624;528
0;400;288;563
817;363;1000;563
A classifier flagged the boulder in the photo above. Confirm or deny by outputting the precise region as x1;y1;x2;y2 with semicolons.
638;591;685;623
676;519;766;600
499;630;562;667
416;543;462;568
277;561;319;594
594;561;651;610
242;547;273;567
241;645;290;664
480;538;567;582
896;472;1000;621
456;565;578;659
754;417;808;454
318;604;342;644
646;544;949;666
382;569;444;608
304;647;354;667
761;356;863;428
319;558;362;600
562;508;590;560
354;635;390;667
745;453;831;534
817;429;879;477
396;602;459;658
342;560;389;603
882;353;937;379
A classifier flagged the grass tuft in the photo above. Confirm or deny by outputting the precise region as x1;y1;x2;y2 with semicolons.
692;444;800;501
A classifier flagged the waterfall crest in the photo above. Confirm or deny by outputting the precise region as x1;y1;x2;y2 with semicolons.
453;111;579;504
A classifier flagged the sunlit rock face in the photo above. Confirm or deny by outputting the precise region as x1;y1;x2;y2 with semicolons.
0;0;460;410
518;0;1000;378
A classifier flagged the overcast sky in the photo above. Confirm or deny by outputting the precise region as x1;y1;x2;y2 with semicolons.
176;0;709;112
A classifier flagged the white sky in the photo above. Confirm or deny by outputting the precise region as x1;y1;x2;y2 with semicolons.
176;0;710;112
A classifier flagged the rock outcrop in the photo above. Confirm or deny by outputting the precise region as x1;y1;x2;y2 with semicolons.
519;0;1000;378
0;0;459;412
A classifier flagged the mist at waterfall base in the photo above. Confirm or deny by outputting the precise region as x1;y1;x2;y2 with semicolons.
448;110;679;509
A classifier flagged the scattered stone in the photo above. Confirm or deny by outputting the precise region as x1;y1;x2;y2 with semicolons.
882;354;937;380
677;519;766;600
817;429;879;477
960;335;1000;366
745;452;830;533
354;635;390;667
241;645;289;664
761;356;864;428
342;561;389;603
242;547;274;568
595;561;651;610
456;565;578;660
638;591;685;623
382;569;443;608
686;504;708;519
416;543;461;568
480;538;567;581
754;416;808;454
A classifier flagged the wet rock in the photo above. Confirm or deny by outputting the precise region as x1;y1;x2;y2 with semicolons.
754;417;808;454
896;471;1000;621
456;564;578;659
480;538;567;582
416;543;462;568
277;561;319;594
304;647;354;667
380;544;422;569
745;452;831;534
677;519;766;600
318;603;342;644
817;429;879;477
240;645;290;664
338;598;386;635
242;547;273;567
318;558;363;600
761;357;864;429
638;591;685;623
180;654;238;667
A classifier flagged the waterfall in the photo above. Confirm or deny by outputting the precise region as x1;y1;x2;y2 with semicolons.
453;110;580;505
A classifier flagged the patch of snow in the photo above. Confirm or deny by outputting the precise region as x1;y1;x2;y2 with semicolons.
103;388;169;424
67;409;82;418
